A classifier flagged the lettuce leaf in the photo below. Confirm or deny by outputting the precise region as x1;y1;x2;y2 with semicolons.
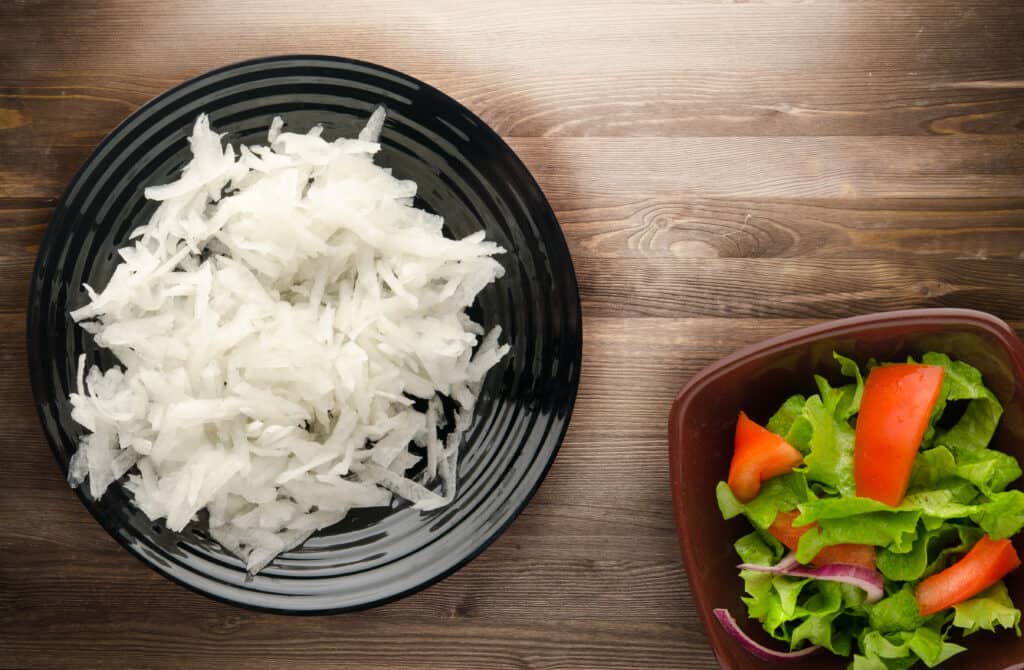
855;627;965;670
790;610;851;655
901;490;979;519
766;394;813;453
793;487;1024;554
951;581;1022;636
799;353;865;496
789;581;854;655
740;570;810;641
797;496;892;522
796;511;920;563
876;524;966;582
920;352;1003;453
734;530;783;566
922;524;985;579
775;574;810;618
795;491;986;523
867;586;926;634
739;569;788;639
941;394;1004;453
741;570;863;655
876;529;931;582
832;352;866;421
850;655;906;670
716;480;745;520
923;352;989;402
955;447;1022;495
969;489;1024;540
910;443;1019;498
801;392;858;496
716;473;813;530
908;446;959;491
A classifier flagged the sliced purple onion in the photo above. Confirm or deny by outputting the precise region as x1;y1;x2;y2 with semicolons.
738;551;808;575
713;608;821;662
738;552;884;603
738;552;799;574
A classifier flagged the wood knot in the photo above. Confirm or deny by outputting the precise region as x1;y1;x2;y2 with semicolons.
447;598;476;619
214;613;244;633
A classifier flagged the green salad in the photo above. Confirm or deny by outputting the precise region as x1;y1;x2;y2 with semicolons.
714;352;1024;669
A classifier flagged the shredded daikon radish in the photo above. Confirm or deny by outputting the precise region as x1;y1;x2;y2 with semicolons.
67;110;508;573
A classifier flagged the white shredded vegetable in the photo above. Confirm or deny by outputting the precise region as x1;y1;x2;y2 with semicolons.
66;110;508;573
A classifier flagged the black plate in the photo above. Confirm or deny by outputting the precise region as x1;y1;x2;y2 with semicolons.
26;55;581;613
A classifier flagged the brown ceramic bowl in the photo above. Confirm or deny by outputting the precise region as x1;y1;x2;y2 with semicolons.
669;309;1024;670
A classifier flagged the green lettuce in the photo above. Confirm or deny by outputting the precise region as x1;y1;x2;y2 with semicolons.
969;489;1024;540
831;352;866;422
921;524;985;579
790;581;854;655
910;444;1020;498
716;472;813;530
792;487;1024;554
734;530;783;566
954;448;1019;495
799;353;864;496
956;447;1022;495
739;570;865;655
867;586;926;634
875;524;983;582
738;569;786;638
766;394;813;453
790;611;852;656
876;529;932;582
951;581;1022;636
801;392;858;496
740;571;821;643
919;352;1003;453
795;511;920;563
854;627;965;669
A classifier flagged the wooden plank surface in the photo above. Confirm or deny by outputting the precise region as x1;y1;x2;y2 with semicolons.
2;1;1023;668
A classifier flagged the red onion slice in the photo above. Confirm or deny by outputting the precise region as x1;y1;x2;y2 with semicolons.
750;552;798;572
713;608;822;661
738;551;803;574
738;552;884;603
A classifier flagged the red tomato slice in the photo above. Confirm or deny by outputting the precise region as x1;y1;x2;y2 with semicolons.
916;535;1021;617
727;412;804;503
854;364;944;506
814;543;878;571
767;510;808;551
768;510;876;570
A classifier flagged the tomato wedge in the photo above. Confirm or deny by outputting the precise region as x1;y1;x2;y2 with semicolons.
727;412;804;503
916;535;1021;617
854;364;944;507
768;510;877;570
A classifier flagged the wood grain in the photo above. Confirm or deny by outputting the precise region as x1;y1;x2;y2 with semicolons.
4;1;1024;139
2;1;1023;669
6;136;1024;199
559;198;1024;260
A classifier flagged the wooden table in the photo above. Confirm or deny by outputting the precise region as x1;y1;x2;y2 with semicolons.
2;2;1023;668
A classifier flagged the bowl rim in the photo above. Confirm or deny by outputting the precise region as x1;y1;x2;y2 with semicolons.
26;54;583;614
668;308;1024;666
